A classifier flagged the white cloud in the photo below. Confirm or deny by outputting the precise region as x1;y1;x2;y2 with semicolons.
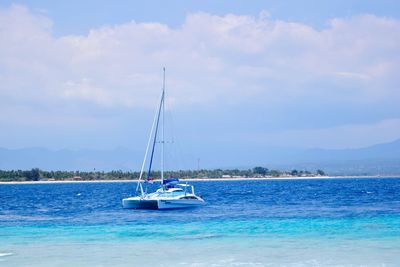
0;4;399;148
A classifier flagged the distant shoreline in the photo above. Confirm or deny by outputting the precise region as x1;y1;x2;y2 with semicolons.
1;175;399;184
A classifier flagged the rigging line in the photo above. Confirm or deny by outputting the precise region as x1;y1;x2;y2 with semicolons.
167;109;186;172
135;90;164;194
168;107;182;171
147;90;164;181
161;67;165;182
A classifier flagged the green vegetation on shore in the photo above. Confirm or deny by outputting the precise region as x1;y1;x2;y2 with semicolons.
0;167;325;182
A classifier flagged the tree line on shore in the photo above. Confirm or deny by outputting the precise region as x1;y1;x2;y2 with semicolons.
0;167;326;182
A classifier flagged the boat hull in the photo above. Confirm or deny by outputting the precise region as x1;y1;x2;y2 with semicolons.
157;199;205;209
122;197;205;210
122;197;158;209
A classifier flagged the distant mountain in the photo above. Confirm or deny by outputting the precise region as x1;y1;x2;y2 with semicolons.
299;138;400;162
265;139;400;175
0;139;400;175
0;147;142;171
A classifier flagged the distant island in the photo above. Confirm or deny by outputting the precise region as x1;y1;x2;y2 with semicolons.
0;167;326;182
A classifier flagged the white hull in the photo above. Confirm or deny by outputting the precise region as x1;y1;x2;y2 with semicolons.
122;196;205;210
157;199;205;209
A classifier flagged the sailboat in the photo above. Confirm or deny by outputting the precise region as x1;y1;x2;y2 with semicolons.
122;68;205;209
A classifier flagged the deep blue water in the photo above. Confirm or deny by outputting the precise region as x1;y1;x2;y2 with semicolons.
1;178;400;229
2;178;400;221
1;178;400;266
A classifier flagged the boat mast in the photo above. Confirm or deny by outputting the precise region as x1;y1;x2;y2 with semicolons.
161;67;165;185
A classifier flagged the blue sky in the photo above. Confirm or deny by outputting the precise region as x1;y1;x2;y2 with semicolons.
2;0;400;35
0;1;400;167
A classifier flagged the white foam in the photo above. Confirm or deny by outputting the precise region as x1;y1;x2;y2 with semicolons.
0;253;13;257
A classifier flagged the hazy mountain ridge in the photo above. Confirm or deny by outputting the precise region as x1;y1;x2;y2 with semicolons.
0;139;399;175
0;147;142;171
266;139;400;175
303;139;400;161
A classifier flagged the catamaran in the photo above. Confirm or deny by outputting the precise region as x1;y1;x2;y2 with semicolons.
122;68;205;209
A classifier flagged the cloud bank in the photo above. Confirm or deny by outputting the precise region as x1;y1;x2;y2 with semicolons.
0;4;399;150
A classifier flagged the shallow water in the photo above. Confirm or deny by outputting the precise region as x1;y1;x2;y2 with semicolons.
1;178;400;266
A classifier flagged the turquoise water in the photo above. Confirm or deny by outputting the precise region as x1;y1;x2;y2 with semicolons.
1;178;400;266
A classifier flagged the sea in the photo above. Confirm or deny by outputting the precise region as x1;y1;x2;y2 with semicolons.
1;178;400;267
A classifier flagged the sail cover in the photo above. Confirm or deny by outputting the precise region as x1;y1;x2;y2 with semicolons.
163;178;179;185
